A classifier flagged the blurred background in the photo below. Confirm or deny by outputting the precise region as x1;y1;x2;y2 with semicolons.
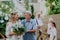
0;0;60;40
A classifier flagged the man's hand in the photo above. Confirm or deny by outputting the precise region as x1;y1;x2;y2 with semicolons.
27;30;36;33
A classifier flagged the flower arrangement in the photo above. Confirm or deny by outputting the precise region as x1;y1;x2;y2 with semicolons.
12;22;25;35
13;26;25;35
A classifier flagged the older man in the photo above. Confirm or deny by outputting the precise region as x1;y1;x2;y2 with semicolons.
21;11;37;40
34;12;44;40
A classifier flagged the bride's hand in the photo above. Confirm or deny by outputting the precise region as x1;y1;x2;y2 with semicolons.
9;32;15;36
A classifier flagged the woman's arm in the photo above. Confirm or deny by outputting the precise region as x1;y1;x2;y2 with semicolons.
6;22;15;37
6;22;11;37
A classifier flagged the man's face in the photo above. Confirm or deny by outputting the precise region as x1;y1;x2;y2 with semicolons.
24;13;31;20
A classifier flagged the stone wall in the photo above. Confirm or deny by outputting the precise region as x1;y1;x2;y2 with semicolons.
42;14;60;40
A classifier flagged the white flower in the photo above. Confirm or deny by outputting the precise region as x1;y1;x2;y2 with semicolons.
0;20;4;23
17;20;23;28
4;16;9;20
4;14;9;20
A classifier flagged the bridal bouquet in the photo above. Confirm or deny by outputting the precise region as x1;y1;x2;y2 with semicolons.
12;22;25;35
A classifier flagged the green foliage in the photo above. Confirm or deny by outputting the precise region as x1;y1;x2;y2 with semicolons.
12;24;25;35
55;0;60;13
0;1;14;35
19;17;25;20
0;16;8;34
47;0;54;3
0;1;14;14
30;5;35;19
46;0;60;15
31;5;34;14
13;27;25;35
24;0;29;10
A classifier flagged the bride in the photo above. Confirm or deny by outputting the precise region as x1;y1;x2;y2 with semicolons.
6;12;23;40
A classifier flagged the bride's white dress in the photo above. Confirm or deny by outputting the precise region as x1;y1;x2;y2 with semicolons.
6;21;23;40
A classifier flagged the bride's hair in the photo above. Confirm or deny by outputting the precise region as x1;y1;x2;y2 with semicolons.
51;21;56;28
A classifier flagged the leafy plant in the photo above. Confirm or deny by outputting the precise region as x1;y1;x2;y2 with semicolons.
0;1;14;35
0;16;8;34
30;5;35;19
0;1;14;15
46;0;60;15
12;24;25;35
24;0;29;10
13;27;25;35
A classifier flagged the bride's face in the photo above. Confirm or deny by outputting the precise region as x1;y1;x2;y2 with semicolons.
11;13;18;20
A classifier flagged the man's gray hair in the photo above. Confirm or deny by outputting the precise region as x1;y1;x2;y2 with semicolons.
24;11;32;16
